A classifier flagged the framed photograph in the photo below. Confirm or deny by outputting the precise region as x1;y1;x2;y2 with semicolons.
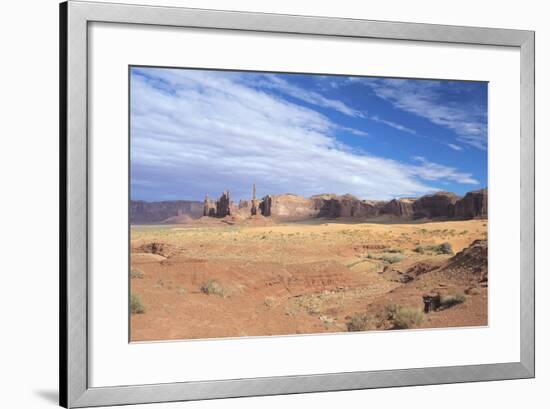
60;1;534;407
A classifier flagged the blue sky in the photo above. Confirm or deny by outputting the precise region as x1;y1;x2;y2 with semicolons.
130;67;487;202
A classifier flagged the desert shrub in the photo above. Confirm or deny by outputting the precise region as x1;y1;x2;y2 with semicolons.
200;279;226;297
176;285;186;295
130;294;145;314
295;295;322;315
385;304;423;329
130;269;144;279
440;292;466;309
465;287;481;295
414;242;453;255
347;313;371;332
380;254;404;264
386;248;404;254
264;296;276;309
437;242;454;255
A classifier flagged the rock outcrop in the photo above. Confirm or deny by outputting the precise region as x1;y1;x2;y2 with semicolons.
312;194;381;218
412;192;460;219
215;191;231;217
261;194;318;220
439;239;488;283
131;187;488;224
381;198;414;217
454;188;488;219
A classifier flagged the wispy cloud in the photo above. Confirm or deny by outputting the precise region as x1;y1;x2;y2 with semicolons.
263;75;420;136
369;115;417;134
258;74;366;118
131;68;479;201
411;156;478;184
342;127;369;138
359;78;487;150
447;143;463;151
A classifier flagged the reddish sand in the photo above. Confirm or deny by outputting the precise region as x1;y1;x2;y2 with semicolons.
130;218;487;341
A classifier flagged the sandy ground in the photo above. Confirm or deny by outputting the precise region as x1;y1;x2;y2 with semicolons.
130;218;488;341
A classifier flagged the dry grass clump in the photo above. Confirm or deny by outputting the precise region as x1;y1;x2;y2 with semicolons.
346;313;371;332
367;252;404;264
130;293;145;314
465;287;481;295
294;295;322;315
437;242;454;254
414;242;453;255
200;279;226;297
380;254;404;264
130;268;144;279
386;248;404;254
263;296;277;309
385;304;423;329
440;292;466;309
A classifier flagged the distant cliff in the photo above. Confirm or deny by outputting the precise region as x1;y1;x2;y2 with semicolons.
256;188;487;221
130;188;487;224
130;200;203;224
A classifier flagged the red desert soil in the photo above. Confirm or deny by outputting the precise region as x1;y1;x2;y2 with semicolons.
130;218;488;341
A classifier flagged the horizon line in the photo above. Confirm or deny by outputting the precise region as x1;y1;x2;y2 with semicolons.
131;187;488;204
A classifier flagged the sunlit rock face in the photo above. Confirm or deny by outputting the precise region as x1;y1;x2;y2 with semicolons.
130;188;488;224
454;188;488;219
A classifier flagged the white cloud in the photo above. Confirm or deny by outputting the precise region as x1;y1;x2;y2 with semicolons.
258;75;419;136
360;78;487;150
258;74;366;118
131;68;478;201
447;143;463;151
342;127;369;138
411;157;478;185
369;115;417;134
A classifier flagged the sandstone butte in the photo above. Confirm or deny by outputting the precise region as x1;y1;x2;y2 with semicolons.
130;188;488;224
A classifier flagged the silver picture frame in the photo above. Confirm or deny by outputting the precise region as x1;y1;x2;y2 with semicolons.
60;1;535;407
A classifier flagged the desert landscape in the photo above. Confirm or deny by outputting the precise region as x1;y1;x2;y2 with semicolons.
129;67;488;341
130;188;488;341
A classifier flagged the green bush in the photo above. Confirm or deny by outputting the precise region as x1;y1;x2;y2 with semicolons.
130;294;145;314
386;304;423;329
200;279;226;297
